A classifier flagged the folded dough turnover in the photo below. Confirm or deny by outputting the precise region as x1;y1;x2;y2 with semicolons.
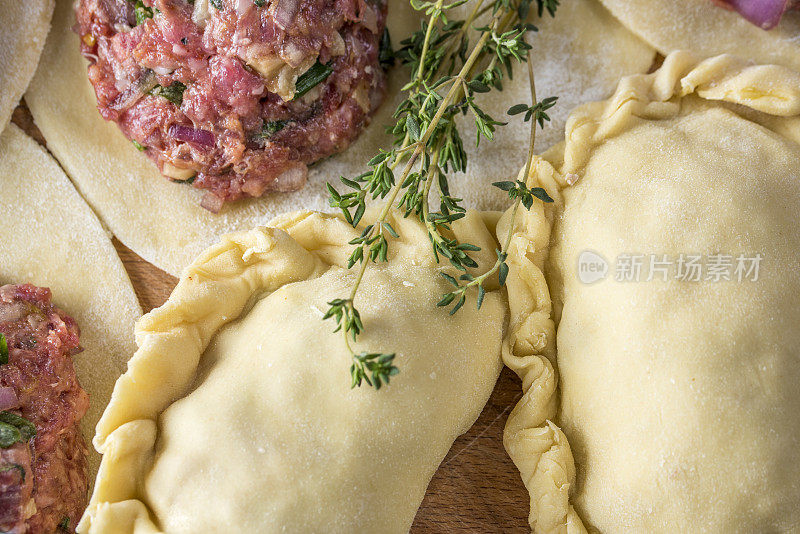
79;208;507;533
501;51;800;533
600;0;800;70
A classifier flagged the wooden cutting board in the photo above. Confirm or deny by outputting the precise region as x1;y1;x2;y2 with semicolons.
13;103;532;533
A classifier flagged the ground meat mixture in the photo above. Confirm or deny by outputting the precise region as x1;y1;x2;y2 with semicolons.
76;0;389;211
0;285;89;533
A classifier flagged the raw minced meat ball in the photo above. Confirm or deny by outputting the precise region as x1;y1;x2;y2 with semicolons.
76;0;389;211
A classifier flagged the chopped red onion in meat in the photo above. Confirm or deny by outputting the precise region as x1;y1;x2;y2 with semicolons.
274;0;300;29
0;303;25;324
200;193;225;213
168;124;215;147
0;387;19;411
235;0;253;16
269;164;308;192
716;0;792;29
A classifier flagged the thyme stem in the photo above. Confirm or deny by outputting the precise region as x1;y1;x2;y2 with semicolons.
325;0;560;389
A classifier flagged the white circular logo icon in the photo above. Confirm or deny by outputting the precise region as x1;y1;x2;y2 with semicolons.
577;250;609;284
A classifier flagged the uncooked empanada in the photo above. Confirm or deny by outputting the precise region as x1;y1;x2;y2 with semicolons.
79;208;507;533
501;51;800;532
600;0;800;70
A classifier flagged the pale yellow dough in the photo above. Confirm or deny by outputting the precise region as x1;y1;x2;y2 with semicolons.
0;123;141;479
0;0;54;132
26;0;653;276
502;51;800;533
600;0;800;70
79;208;507;533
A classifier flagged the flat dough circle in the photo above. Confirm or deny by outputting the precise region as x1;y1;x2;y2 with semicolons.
545;54;800;532
0;123;141;479
79;209;506;533
0;0;54;132
27;0;653;276
600;0;800;70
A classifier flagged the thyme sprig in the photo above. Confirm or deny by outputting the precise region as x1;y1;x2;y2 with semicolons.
325;0;559;389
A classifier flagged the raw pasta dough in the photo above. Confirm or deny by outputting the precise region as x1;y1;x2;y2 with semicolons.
79;208;507;533
0;0;54;132
26;0;653;276
600;0;800;70
502;51;800;533
0;123;141;479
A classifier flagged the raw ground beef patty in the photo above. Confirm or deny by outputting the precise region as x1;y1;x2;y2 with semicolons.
76;0;389;211
0;284;89;533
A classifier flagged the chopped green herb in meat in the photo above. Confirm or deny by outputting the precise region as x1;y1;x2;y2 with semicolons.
149;81;187;106
210;0;223;9
258;120;288;138
132;140;146;151
0;423;20;448
128;0;154;25
294;61;334;99
379;28;394;69
0;412;36;443
0;464;25;482
254;0;266;6
0;333;7;365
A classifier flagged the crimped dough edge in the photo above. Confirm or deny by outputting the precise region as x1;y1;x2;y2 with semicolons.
77;208;502;533
499;50;800;534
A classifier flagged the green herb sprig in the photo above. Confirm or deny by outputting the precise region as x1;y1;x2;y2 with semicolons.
437;58;554;315
325;0;559;389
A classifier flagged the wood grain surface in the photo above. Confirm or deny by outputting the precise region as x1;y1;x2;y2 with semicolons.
13;102;531;532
